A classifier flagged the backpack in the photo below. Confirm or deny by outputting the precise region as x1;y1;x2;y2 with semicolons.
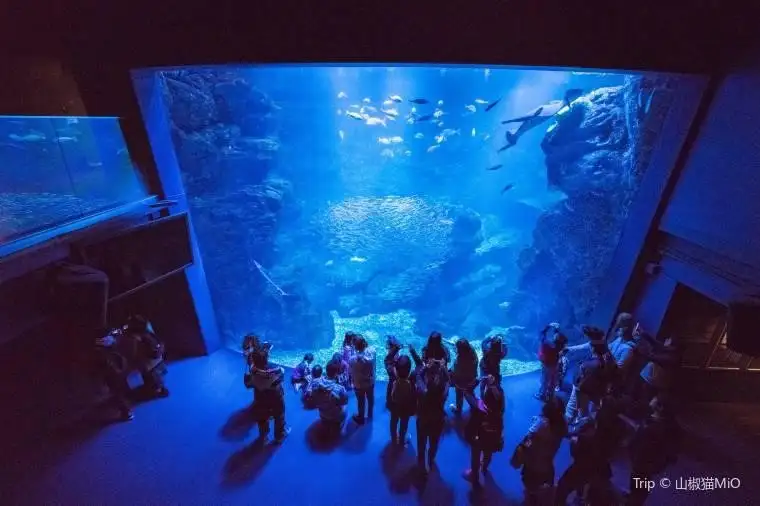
578;353;617;399
391;377;413;404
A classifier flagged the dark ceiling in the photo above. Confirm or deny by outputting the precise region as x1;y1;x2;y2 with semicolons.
2;1;756;75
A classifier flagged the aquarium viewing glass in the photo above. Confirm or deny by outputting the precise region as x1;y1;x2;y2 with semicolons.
135;65;691;378
0;116;147;245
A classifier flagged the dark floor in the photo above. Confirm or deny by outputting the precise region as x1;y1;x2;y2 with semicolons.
3;349;759;505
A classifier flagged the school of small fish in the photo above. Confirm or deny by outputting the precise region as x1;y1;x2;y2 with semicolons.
339;85;593;197
336;88;518;195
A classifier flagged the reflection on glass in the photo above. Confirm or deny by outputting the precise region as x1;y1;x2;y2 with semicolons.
0;116;147;244
135;65;693;378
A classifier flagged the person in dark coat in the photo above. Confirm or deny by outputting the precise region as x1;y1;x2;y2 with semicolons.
422;331;451;365
410;344;450;473
554;395;622;505
125;315;169;398
626;396;681;506
449;338;479;415
463;375;505;485
384;335;403;409
94;330;133;421
480;334;508;383
513;396;567;505
388;354;416;445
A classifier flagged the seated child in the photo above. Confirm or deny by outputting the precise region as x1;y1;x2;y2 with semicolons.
389;355;416;445
464;375;505;484
244;336;290;443
291;353;314;393
126;314;169;398
302;358;350;433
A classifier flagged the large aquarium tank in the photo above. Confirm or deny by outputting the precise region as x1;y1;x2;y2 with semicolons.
136;65;686;378
0;116;147;246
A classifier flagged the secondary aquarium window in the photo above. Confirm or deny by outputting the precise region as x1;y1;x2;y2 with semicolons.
136;65;690;377
0;116;147;245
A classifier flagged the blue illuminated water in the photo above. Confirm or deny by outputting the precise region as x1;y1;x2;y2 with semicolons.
0;116;146;244
144;65;670;378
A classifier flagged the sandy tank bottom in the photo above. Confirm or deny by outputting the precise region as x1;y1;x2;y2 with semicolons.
261;309;541;380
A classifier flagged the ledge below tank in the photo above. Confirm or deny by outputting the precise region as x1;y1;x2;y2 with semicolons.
257;309;541;381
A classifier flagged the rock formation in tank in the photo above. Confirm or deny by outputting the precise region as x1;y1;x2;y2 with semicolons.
160;69;335;349
503;76;681;341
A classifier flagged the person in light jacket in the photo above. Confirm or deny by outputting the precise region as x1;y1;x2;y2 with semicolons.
607;313;644;394
303;358;349;433
342;331;357;389
349;335;376;424
244;337;290;443
637;336;680;408
565;325;617;424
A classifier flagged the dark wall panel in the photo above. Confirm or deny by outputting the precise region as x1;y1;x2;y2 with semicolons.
661;70;760;270
0;58;87;116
